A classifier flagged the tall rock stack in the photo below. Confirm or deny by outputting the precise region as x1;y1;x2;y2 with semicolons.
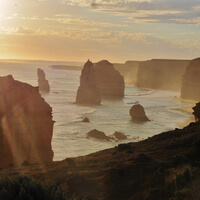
181;58;200;100
76;60;101;105
0;75;54;168
94;60;125;97
37;68;50;92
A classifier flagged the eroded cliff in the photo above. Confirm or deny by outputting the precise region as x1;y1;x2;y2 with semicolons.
76;60;101;105
181;58;200;100
0;75;54;168
37;68;50;92
114;61;140;85
136;59;190;91
95;60;125;97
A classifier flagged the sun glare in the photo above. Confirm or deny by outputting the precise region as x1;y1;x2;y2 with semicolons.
0;1;15;13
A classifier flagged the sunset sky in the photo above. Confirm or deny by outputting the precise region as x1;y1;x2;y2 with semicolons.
0;0;200;62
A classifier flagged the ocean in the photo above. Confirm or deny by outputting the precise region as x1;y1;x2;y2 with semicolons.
0;61;193;161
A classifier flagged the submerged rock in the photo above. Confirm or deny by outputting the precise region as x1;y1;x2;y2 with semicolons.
87;129;110;141
0;75;54;168
82;117;90;123
181;58;200;100
113;131;127;140
76;60;101;105
94;60;125;97
129;104;150;122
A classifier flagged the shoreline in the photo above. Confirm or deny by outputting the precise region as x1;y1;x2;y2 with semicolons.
173;97;196;128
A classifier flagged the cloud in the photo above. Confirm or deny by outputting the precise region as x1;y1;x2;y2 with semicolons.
61;0;200;25
173;39;200;51
44;16;127;27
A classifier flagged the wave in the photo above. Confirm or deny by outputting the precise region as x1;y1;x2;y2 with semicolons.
82;109;96;115
127;101;139;105
126;90;155;97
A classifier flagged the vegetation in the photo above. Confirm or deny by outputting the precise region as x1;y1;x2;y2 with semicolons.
0;174;66;200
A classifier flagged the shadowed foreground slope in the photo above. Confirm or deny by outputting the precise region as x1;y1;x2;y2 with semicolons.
3;120;200;200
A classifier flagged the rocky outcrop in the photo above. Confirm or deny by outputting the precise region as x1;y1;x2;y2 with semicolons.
0;75;54;168
129;104;150;122
76;60;101;105
37;68;50;92
181;58;200;100
136;59;190;91
113;131;127;140
114;61;140;85
87;130;127;141
87;129;110;141
82;117;90;123
95;60;125;97
192;102;200;122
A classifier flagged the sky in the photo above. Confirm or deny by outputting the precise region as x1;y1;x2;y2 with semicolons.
0;0;199;63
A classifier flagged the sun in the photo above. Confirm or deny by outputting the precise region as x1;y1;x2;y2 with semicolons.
0;1;15;13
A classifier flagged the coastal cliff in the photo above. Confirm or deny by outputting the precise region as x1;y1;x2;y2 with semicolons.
95;60;125;97
76;60;101;104
114;61;140;85
136;59;190;91
181;58;200;100
0;75;54;168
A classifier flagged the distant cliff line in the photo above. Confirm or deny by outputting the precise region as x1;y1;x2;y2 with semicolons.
49;58;200;100
49;65;82;71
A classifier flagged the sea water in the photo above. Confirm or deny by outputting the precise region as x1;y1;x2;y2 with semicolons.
0;61;193;161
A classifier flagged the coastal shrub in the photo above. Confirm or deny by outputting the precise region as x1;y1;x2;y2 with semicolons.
173;188;191;200
0;174;66;200
21;160;29;167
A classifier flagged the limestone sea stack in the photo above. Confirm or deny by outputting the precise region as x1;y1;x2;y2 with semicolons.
0;75;54;168
130;104;150;122
76;60;101;105
37;68;50;92
94;60;125;97
181;58;200;100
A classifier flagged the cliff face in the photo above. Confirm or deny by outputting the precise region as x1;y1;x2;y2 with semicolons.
76;60;101;105
136;59;190;91
181;58;200;100
114;61;139;85
37;68;50;92
0;75;54;168
95;60;125;97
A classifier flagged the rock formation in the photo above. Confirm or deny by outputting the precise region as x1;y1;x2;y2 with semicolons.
136;59;190;91
192;102;200;122
37;68;50;92
82;117;90;123
87;129;111;141
76;60;101;105
129;104;150;122
114;61;140;85
113;131;127;140
181;58;200;100
94;60;125;97
0;75;54;168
